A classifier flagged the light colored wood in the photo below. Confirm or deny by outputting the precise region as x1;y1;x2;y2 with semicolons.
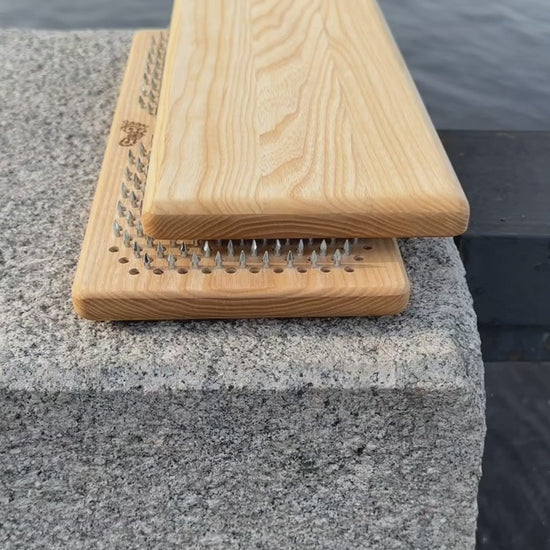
72;31;410;321
142;0;469;240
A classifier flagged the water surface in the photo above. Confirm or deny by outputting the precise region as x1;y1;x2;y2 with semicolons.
1;0;548;129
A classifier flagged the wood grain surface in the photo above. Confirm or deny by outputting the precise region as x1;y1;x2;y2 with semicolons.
142;0;469;240
72;31;410;321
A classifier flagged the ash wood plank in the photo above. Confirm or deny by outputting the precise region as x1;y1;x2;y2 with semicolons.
72;31;410;321
142;0;469;240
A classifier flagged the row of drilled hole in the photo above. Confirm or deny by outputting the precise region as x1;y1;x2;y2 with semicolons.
125;265;356;276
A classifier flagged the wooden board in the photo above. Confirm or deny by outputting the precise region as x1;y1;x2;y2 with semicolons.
142;0;469;241
72;31;410;321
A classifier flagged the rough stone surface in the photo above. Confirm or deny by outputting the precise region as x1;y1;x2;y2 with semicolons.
0;31;485;549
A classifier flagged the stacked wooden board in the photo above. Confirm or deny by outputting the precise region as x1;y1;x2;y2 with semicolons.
73;0;469;320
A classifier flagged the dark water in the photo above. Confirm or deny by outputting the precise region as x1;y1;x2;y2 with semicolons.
1;0;549;130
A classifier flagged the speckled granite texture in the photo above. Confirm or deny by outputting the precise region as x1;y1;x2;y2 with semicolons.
0;31;485;549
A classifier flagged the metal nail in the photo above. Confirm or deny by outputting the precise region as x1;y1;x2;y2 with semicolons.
203;241;211;258
144;253;153;269
215;251;223;269
123;230;132;248
113;220;122;237
297;239;304;256
250;240;258;257
287;251;294;268
239;250;247;268
126;210;135;227
310;250;319;268
136;221;144;238
274;239;282;256
168;253;177;270
157;242;166;258
191;252;200;269
343;239;351;257
129;191;139;208
333;249;342;268
262;251;270;268
227;240;234;257
320;240;328;257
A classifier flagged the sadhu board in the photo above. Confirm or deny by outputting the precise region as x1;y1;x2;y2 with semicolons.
72;31;411;320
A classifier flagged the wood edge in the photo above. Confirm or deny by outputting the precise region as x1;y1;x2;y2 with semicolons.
71;292;411;321
141;201;470;240
73;30;160;319
142;0;183;232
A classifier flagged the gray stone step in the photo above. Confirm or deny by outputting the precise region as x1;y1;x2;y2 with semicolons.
0;30;485;550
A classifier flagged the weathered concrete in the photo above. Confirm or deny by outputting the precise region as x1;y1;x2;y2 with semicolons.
0;31;485;549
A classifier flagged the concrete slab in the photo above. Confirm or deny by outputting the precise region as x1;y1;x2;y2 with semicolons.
0;31;485;549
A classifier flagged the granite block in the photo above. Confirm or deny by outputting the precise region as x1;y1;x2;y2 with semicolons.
0;31;485;549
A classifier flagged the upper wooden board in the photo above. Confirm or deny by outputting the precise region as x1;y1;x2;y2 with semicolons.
143;0;469;240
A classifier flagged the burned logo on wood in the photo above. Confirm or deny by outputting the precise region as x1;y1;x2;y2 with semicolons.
119;121;148;147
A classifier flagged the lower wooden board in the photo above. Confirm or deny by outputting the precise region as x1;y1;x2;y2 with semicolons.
72;31;410;321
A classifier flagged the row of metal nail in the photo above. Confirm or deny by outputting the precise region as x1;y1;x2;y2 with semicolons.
139;33;168;115
112;234;363;271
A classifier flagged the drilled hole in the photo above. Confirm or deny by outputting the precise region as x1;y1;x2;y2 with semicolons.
109;246;119;253
249;267;260;274
129;268;139;275
344;266;355;273
363;245;373;251
118;257;129;264
354;256;364;261
201;267;212;274
225;267;236;274
273;267;284;274
153;268;164;275
321;267;331;273
297;267;307;273
177;267;188;275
